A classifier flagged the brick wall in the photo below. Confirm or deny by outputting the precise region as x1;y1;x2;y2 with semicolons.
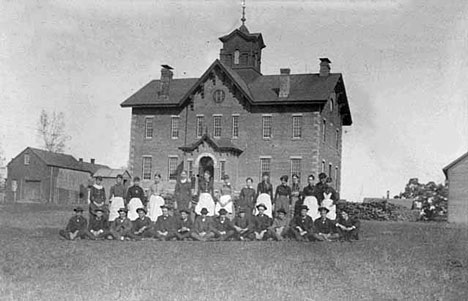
447;157;468;224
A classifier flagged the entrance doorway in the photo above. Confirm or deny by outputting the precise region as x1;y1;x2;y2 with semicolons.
199;156;215;179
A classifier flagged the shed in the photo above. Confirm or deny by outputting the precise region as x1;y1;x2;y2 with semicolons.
443;151;468;224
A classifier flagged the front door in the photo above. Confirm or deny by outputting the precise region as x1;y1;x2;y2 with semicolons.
199;156;215;179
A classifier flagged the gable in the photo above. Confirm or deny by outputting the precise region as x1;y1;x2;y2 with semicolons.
443;151;468;177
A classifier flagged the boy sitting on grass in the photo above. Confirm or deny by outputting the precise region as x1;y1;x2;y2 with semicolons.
191;208;215;242
129;207;153;240
88;208;110;239
211;208;236;241
59;207;95;240
267;208;290;241
175;209;193;241
313;207;340;241
109;208;133;240
335;210;360;241
290;205;315;241
232;208;253;241
252;204;272;240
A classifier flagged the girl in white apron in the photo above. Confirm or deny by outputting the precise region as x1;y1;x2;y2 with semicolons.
147;173;166;222
108;174;126;222
215;175;234;219
195;171;216;216
255;172;274;218
321;191;337;220
302;174;320;221
126;177;145;221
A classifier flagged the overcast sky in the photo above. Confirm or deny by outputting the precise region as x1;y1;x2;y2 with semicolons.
1;0;467;201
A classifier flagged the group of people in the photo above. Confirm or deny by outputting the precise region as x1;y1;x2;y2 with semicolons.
59;170;360;242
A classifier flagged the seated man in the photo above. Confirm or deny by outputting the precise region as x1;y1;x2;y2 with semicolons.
232;208;253;241
109;208;133;240
313;207;340;241
335;210;360;241
252;204;272;241
211;208;235;241
191;208;215;242
267;208;290;241
59;207;95;240
290;205;315;241
154;205;176;241
88;208;110;239
175;209;193;241
129;208;153;240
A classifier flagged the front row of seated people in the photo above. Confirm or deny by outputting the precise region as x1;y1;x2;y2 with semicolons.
59;203;360;242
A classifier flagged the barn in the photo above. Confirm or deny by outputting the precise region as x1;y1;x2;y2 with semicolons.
6;147;108;204
443;151;468;224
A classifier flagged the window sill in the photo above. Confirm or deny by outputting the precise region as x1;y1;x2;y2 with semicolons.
292;137;302;140
171;137;179;140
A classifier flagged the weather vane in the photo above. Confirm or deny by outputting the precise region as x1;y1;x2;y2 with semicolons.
241;0;246;25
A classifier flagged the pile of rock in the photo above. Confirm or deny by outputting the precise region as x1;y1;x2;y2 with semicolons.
337;201;420;222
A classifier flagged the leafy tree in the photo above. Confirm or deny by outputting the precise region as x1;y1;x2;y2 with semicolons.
399;178;448;215
37;110;70;153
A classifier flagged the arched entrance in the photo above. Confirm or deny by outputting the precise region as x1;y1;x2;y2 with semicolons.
199;156;215;179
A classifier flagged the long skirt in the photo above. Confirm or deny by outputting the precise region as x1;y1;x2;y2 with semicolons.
214;195;234;215
255;193;273;218
276;195;290;213
127;198;144;221
147;195;165;222
321;199;337;220
303;196;320;221
109;197;125;221
195;193;215;216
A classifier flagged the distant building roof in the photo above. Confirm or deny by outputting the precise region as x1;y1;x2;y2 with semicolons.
93;168;131;178
443;151;468;177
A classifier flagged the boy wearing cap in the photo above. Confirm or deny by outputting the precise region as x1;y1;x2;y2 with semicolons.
313;207;339;241
191;208;215;241
252;204;272;240
88;208;110;239
267;208;291;241
233;209;253;241
110;208;133;240
335;210;360;241
59;207;95;240
211;208;235;241
129;208;153;240
154;205;176;241
89;176;107;222
290;205;315;241
175;209;193;240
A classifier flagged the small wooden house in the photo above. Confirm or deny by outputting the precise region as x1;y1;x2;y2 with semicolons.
443;151;468;224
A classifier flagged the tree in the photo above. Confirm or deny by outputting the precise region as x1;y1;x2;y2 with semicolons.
398;178;448;217
37;110;70;153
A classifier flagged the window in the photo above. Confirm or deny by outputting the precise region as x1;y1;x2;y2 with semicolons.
330;97;334;111
232;115;239;138
336;129;340;149
335;167;339;187
213;115;222;138
290;158;302;180
321;160;326;173
213;90;225;103
219;160;226;181
171;116;179;139
262;115;272;139
196;115;204;138
145;117;154;139
329;163;333;180
24;154;30;165
187;160;194;179
168;156;178;181
260;157;271;178
292;115;302;139
234;50;240;65
322;119;327;142
142;156;152;180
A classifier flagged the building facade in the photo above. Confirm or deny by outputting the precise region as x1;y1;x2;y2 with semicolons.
443;152;468;224
121;23;352;193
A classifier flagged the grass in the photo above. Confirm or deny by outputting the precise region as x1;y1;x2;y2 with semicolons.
0;203;467;301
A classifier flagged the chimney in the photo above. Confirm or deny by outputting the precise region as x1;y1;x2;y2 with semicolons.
78;158;83;163
319;58;331;77
279;68;291;98
90;159;95;164
160;65;174;99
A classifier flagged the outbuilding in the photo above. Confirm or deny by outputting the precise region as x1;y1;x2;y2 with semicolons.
443;151;468;224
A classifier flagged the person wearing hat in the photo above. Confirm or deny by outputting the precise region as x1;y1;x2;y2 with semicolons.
59;207;95;240
302;175;320;221
274;175;292;217
335;210;360;242
255;173;274;218
129;208;153;240
109;208;133;240
153;205;176;241
312;207;339;241
175;209;193;240
211;208;235;241
126;177;147;221
195;170;216;217
267;208;291;241
191;208;215;241
237;178;256;219
232;208;253;241
109;174;127;222
147;173;167;222
215;175;234;219
89;176;108;223
252;203;272;240
88;208;110;239
290;205;315;241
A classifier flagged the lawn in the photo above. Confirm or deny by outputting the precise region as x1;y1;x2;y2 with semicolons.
0;203;467;301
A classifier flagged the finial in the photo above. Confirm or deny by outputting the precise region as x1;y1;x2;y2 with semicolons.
241;0;246;25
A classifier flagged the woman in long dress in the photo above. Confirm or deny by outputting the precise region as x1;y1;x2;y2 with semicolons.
274;175;292;217
174;170;193;214
147;173;166;222
215;175;234;219
302;174;320;221
195;171;216;216
255;172;274;218
126;177;146;221
290;174;302;217
108;174;126;222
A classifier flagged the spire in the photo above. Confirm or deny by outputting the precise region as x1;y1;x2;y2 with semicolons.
239;0;249;33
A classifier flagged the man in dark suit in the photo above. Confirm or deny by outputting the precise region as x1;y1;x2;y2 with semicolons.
290;205;315;241
175;209;193;240
59;207;95;240
335;210;360;241
313;207;340;241
252;204;272;240
232;209;253;240
154;205;176;241
191;208;215;241
211;208;235;241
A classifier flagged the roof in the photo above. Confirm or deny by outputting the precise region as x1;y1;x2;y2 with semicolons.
78;161;109;174
179;134;243;155
443;151;468;176
218;27;265;49
93;168;131;178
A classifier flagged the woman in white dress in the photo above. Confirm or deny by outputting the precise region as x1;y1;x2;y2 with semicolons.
255;172;274;218
302;174;320;221
215;175;234;219
108;174;126;222
195;171;216;216
126;177;146;221
147;173;166;222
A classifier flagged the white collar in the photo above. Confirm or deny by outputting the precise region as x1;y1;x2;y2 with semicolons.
93;184;103;189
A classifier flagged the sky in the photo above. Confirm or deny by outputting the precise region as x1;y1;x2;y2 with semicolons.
1;0;467;201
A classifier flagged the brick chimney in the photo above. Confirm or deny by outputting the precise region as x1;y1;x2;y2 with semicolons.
90;158;95;164
160;65;174;99
319;58;331;77
279;68;291;98
78;158;83;162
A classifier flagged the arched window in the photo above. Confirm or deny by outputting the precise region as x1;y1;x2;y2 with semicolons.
234;50;240;65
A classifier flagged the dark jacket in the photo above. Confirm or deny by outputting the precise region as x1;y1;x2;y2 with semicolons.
126;185;147;204
154;215;176;232
66;215;88;232
133;216;152;232
211;216;234;233
193;216;213;233
314;217;336;234
176;218;193;232
291;215;314;233
252;214;272;232
88;216;109;231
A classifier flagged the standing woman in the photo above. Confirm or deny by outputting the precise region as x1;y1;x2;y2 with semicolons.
238;177;256;218
302;174;320;221
147;173;166;222
174;170;192;214
195;170;216;216
108;174;126;222
126;177;146;221
255;172;274;218
215;175;234;219
274;175;292;216
89;176;107;222
290;174;302;217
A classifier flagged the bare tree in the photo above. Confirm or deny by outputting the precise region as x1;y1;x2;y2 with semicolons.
37;110;70;153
